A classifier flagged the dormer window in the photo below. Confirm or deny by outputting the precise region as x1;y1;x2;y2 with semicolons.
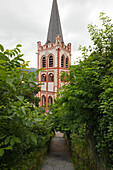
49;56;53;67
48;73;54;82
42;56;46;67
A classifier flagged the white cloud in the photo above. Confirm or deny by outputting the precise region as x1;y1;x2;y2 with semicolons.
0;0;113;68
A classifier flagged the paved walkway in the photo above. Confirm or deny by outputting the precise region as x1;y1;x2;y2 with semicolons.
41;132;74;170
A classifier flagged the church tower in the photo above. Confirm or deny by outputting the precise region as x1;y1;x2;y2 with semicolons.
37;0;71;107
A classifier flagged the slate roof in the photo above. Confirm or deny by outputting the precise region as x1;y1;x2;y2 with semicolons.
46;0;64;44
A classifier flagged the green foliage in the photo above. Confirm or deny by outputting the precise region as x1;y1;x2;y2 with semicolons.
70;133;97;170
0;44;54;169
51;13;113;169
3;147;48;170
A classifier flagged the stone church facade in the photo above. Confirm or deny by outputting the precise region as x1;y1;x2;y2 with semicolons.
37;0;71;108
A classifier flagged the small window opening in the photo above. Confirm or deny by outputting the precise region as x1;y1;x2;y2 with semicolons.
48;73;54;82
41;74;46;81
61;56;64;67
66;57;69;68
42;95;46;106
49;56;53;67
48;96;53;105
42;57;46;67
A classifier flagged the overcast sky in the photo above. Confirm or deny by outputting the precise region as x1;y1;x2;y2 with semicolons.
0;0;113;68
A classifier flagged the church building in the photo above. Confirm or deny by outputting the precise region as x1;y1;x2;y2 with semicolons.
37;0;71;108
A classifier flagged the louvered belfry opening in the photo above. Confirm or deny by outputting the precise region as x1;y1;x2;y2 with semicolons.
66;57;68;68
49;56;53;67
61;56;64;67
42;57;46;67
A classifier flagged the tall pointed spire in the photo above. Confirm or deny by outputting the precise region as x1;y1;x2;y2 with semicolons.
46;0;64;44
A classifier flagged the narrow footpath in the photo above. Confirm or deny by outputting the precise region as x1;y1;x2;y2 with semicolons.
41;132;74;170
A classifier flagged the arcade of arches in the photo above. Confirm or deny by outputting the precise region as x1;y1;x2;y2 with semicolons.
41;73;54;82
42;95;53;106
42;55;69;68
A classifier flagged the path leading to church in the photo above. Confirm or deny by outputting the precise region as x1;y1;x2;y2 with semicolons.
41;132;74;170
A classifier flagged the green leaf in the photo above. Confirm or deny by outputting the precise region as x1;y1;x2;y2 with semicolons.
16;67;22;70
10;138;15;146
0;70;7;79
23;67;30;70
0;44;4;52
21;106;26;114
17;96;24;101
6;79;13;87
4;50;9;55
4;146;12;150
5;137;10;145
0;135;6;140
0;105;4;109
34;118;42;122
0;148;4;157
16;47;21;53
16;44;22;48
31;135;37;145
14;137;21;143
0;60;7;64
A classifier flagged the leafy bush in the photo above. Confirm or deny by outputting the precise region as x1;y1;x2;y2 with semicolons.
51;13;113;169
0;44;54;169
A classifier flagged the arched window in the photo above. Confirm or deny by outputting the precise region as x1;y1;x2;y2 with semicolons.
48;73;54;82
66;57;69;68
48;96;53;105
49;56;53;67
42;56;46;67
42;95;46;106
61;56;64;67
41;74;46;82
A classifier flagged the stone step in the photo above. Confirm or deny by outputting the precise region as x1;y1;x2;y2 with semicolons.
49;137;66;154
41;132;74;170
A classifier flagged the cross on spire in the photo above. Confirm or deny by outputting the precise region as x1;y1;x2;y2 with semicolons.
46;0;64;44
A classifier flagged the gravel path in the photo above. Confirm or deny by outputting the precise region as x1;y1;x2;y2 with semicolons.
41;132;74;170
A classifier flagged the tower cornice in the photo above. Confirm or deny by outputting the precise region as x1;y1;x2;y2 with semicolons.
38;36;71;54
